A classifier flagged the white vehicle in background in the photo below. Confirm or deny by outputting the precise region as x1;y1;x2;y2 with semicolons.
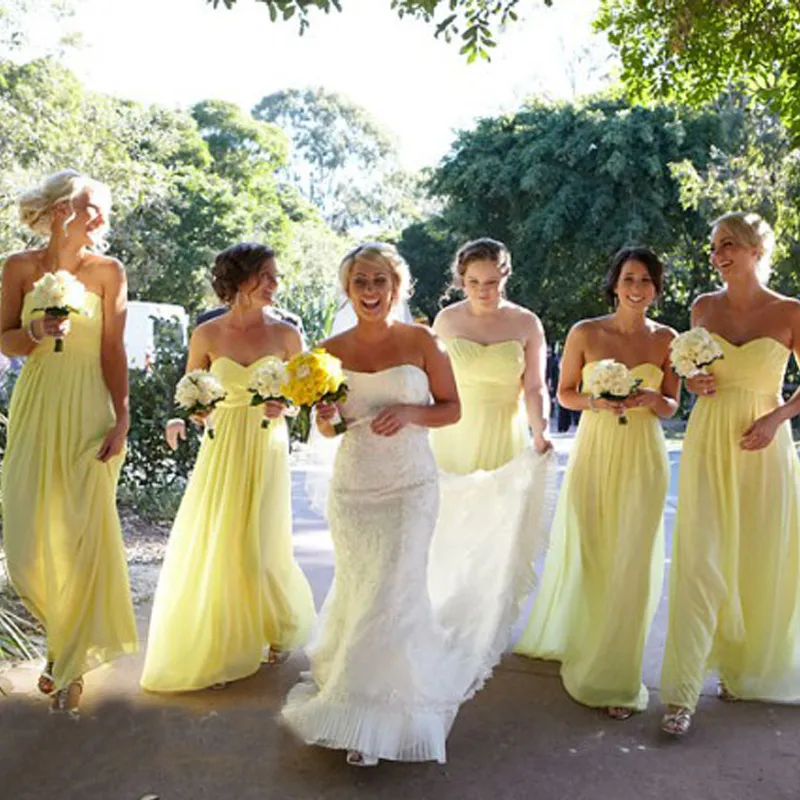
125;300;189;369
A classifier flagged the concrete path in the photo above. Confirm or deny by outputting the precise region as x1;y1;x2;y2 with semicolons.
1;433;799;800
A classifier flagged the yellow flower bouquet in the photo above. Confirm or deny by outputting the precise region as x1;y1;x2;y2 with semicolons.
281;348;348;437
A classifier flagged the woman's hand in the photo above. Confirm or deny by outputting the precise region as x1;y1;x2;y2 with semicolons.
625;388;661;409
740;411;781;451
189;409;211;426
97;416;128;462
686;373;716;397
315;401;339;424
165;418;186;451
533;431;553;454
589;396;626;418
371;404;416;437
263;400;286;420
32;315;71;341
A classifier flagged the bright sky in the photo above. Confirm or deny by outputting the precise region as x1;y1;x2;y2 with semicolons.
57;0;614;169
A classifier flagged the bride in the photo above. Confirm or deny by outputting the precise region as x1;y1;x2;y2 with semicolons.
281;242;555;766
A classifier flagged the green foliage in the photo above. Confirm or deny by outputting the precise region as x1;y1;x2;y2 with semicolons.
596;0;800;145
124;319;200;497
0;59;304;314
209;0;536;60
396;217;460;322
410;96;746;340
253;88;422;235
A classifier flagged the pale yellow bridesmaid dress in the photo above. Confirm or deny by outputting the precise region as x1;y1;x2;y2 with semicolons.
662;335;800;711
140;356;316;692
515;363;668;711
431;337;529;473
2;291;138;691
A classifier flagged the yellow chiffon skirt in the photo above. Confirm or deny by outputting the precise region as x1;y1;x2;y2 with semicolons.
141;406;315;692
515;403;668;711
2;345;137;691
662;379;800;711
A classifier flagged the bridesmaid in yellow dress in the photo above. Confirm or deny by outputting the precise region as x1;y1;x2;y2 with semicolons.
661;213;800;736
431;237;552;470
515;247;679;719
0;170;137;717
141;243;315;693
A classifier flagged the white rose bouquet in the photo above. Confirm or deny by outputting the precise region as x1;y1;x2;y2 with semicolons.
248;356;291;429
30;270;87;352
670;327;724;378
584;359;642;426
174;370;227;439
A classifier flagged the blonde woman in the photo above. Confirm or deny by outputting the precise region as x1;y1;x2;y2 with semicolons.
282;243;554;767
1;170;136;716
661;213;800;736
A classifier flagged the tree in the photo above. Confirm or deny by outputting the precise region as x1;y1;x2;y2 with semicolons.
208;0;537;60
405;96;762;341
253;87;419;235
595;0;800;145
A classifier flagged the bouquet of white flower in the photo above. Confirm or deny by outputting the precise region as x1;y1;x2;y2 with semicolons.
248;356;290;429
584;359;642;426
30;270;87;352
670;327;724;378
174;370;227;439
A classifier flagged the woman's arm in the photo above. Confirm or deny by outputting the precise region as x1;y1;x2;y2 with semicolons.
556;324;592;412
741;301;800;450
0;255;47;357
370;328;460;437
96;260;130;462
522;313;551;446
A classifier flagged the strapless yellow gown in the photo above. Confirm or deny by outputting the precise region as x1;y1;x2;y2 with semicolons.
2;291;137;690
431;338;529;473
515;363;668;711
662;335;800;711
140;356;316;692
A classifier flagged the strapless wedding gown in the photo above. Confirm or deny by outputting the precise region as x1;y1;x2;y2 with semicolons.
282;365;556;763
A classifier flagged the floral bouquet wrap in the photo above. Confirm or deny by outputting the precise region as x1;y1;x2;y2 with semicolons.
30;270;87;352
584;359;642;426
174;370;227;439
282;348;348;438
670;327;724;378
248;356;292;429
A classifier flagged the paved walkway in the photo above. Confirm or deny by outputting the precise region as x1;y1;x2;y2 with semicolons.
1;434;799;799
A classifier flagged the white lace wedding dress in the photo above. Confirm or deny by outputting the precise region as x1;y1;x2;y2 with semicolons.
282;365;556;763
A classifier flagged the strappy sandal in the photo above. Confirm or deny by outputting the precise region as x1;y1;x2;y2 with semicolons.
37;661;55;695
346;750;378;767
660;706;692;737
50;677;84;720
717;681;739;703
607;706;634;721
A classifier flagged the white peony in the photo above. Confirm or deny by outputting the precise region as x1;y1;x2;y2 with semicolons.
174;370;226;411
670;327;724;378
30;270;86;313
249;357;288;401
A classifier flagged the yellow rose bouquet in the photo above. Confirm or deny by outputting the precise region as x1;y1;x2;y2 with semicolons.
281;348;348;437
30;270;86;352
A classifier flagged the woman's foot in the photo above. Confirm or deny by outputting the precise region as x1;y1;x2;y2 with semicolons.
606;706;634;721
49;678;83;719
717;681;739;703
660;706;692;737
346;750;379;767
37;661;55;695
264;648;286;665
